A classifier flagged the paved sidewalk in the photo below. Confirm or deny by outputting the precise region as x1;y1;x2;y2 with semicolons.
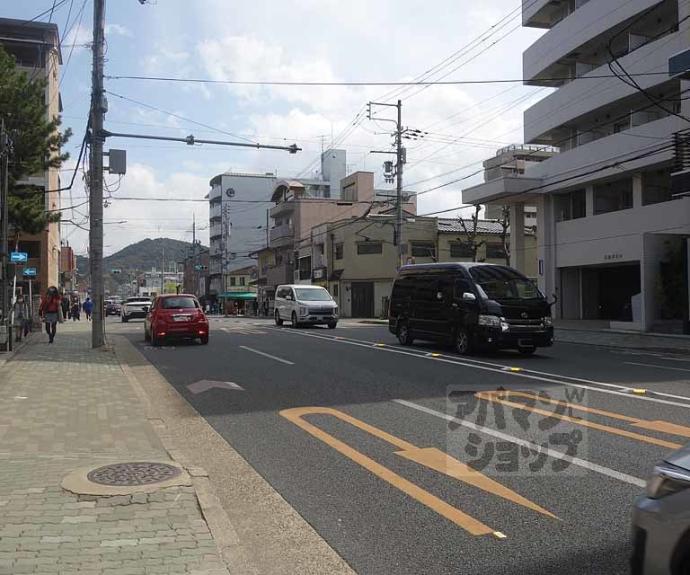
554;326;690;353
0;321;228;575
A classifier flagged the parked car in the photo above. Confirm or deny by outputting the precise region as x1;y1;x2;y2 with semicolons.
121;297;152;322
105;300;121;316
631;444;690;575
144;294;209;345
388;262;554;355
274;284;338;328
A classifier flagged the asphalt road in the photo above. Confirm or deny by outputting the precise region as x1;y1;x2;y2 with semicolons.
112;316;690;575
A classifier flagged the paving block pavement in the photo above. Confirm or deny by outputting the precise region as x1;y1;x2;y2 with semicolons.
0;321;229;575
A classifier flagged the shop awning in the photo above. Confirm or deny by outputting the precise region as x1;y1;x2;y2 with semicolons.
219;292;257;300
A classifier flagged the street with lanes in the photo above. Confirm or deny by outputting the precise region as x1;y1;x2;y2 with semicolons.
111;316;690;575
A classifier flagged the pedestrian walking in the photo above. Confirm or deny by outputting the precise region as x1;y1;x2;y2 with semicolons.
252;299;259;317
13;295;28;343
61;294;70;320
83;297;94;321
39;286;62;344
71;301;80;321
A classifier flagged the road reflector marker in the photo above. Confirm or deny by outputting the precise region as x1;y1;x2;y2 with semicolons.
374;343;386;347
431;353;441;357
502;367;522;372
631;389;647;395
493;531;507;540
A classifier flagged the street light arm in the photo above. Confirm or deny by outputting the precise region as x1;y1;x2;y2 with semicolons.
101;130;301;153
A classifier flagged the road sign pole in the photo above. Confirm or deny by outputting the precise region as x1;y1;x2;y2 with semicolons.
28;279;33;329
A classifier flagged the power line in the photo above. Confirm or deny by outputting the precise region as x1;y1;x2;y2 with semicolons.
104;71;669;87
105;90;257;144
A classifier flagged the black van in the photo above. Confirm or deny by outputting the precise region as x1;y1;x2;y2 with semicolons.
388;263;554;355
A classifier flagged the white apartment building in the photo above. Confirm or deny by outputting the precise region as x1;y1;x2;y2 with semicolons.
464;0;690;332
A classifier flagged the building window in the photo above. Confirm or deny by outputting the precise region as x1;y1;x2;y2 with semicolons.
332;284;339;297
450;242;475;258
485;243;506;259
593;179;633;214
357;241;383;255
298;256;311;280
642;169;673;205
240;276;246;286
335;243;344;260
410;241;436;258
230;277;236;286
555;189;586;221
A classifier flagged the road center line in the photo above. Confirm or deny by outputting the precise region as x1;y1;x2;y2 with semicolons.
239;345;294;365
276;329;690;409
393;399;646;488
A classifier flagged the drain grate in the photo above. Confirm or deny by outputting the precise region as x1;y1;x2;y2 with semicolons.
87;462;182;486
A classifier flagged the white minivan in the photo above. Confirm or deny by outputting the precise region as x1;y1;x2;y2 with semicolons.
274;284;338;329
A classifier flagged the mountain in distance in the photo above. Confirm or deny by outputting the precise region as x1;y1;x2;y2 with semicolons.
77;237;206;277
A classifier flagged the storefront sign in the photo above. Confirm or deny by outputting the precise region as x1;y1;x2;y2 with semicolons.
603;253;624;261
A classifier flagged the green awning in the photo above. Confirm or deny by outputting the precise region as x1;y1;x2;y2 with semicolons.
219;292;257;300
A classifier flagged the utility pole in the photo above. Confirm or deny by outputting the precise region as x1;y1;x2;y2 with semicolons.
89;0;106;348
368;99;406;268
395;100;404;269
0;119;10;350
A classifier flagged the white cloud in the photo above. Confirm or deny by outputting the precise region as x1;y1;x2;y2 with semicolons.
64;23;91;47
105;24;133;38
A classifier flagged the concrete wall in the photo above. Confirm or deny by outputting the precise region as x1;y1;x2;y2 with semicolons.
555;197;690;268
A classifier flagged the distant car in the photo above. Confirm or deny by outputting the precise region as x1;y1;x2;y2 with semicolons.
144;294;208;345
274;284;338;329
105;300;121;316
121;297;152;322
631;443;690;574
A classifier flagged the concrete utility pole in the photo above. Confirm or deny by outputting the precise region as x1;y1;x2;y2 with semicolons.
368;99;406;268
89;0;106;348
395;100;404;270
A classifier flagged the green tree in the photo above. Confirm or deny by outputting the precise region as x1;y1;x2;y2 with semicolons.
0;45;72;235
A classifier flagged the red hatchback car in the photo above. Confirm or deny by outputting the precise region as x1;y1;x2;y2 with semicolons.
144;294;209;346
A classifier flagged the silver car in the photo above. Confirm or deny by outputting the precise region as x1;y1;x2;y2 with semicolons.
631;444;690;574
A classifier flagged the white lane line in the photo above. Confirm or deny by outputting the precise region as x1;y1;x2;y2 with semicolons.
277;329;690;409
393;399;646;488
305;330;690;405
625;362;690;374
239;345;294;365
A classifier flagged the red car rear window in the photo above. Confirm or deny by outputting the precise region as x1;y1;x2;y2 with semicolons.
160;297;198;309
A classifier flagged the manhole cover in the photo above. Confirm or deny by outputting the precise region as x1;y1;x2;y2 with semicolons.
87;462;182;486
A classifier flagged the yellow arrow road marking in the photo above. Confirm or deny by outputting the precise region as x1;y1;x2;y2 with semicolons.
396;447;556;519
280;406;557;536
491;390;690;439
476;391;682;450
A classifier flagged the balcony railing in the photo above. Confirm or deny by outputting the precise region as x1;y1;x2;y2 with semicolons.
269;223;294;246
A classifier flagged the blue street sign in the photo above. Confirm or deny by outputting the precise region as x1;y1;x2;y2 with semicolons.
22;268;37;277
10;252;28;263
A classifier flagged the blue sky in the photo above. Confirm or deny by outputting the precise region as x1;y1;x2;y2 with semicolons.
5;1;546;255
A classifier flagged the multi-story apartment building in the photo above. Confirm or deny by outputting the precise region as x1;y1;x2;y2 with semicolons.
264;168;419;301
0;18;62;298
208;149;348;299
463;0;690;332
